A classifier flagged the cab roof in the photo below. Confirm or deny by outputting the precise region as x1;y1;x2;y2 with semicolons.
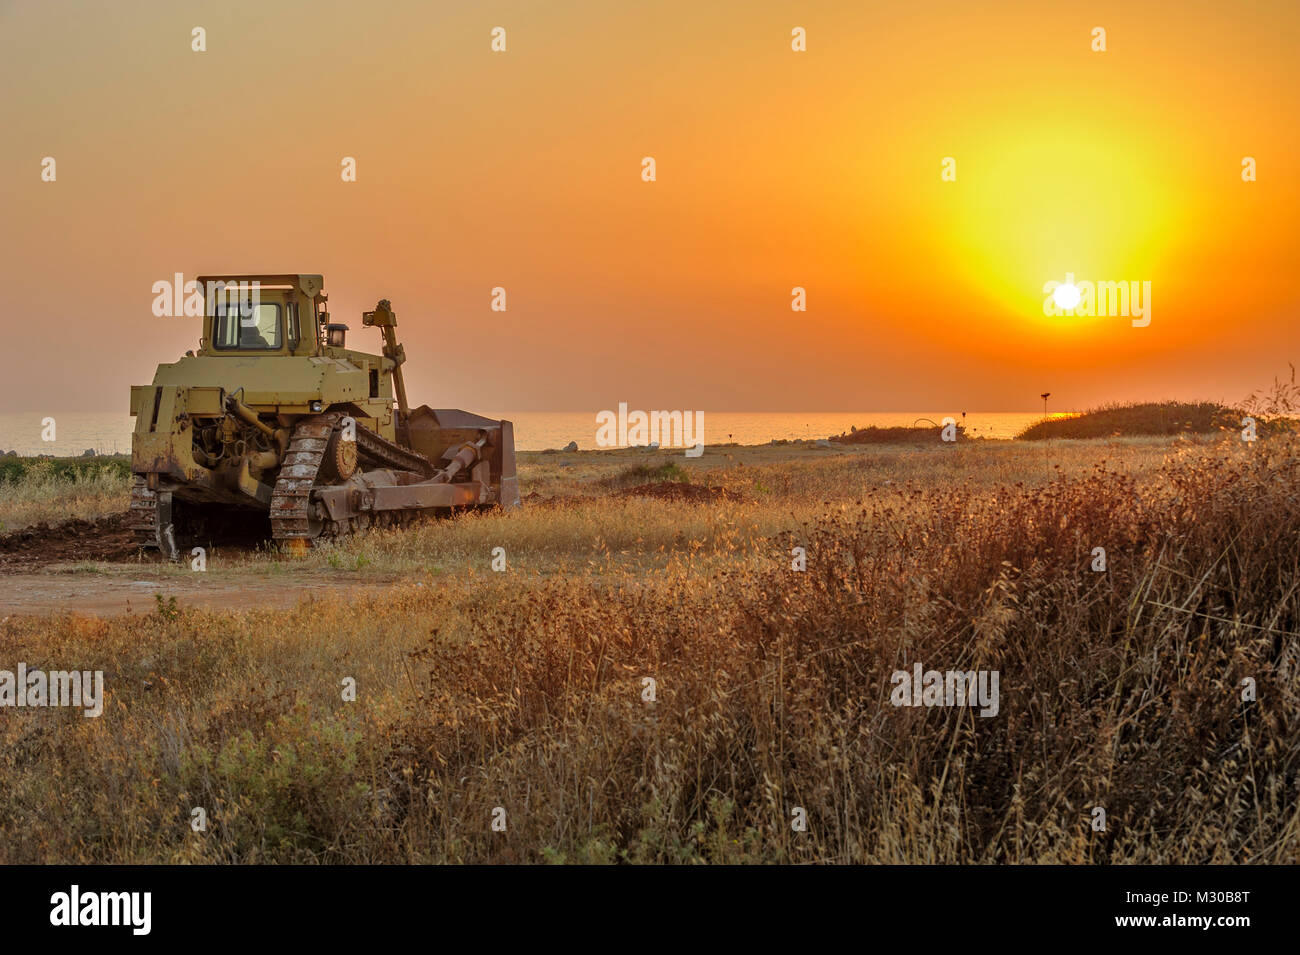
196;274;324;301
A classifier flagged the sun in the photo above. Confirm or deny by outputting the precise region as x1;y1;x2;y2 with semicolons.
1052;282;1081;311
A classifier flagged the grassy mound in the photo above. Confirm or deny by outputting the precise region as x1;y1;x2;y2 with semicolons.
830;423;967;445
1017;401;1238;440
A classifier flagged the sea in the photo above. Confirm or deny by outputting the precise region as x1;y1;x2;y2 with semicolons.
0;411;1055;457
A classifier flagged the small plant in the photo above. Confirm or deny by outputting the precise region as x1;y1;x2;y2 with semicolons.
153;594;180;621
1243;364;1300;419
599;460;691;489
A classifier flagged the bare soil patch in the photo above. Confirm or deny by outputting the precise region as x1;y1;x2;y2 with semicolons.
0;513;150;568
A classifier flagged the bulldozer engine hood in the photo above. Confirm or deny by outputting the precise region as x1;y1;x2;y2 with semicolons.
147;354;376;410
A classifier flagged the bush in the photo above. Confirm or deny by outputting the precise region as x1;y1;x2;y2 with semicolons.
831;424;967;445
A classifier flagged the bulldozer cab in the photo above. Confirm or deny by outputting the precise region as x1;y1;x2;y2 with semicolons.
197;274;326;358
211;299;282;350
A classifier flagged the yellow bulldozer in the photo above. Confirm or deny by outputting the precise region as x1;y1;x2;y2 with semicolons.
128;274;519;558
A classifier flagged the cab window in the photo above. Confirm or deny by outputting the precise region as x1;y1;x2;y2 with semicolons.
213;302;282;350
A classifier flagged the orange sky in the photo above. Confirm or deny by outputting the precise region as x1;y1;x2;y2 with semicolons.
1;0;1296;413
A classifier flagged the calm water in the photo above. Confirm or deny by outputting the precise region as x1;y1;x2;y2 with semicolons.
0;410;1054;456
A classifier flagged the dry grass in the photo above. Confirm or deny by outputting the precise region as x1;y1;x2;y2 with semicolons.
0;458;129;533
0;434;1296;863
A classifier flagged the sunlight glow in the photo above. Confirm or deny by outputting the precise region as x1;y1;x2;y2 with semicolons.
1052;283;1081;311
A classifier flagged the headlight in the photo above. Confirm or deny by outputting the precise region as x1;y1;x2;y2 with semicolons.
310;400;323;412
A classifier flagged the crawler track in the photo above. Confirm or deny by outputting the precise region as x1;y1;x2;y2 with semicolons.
270;413;438;545
127;475;167;550
269;413;342;541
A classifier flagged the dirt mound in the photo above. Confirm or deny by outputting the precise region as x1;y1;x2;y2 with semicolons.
617;482;743;504
0;512;150;568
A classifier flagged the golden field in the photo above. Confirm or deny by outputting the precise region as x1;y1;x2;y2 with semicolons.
0;432;1297;863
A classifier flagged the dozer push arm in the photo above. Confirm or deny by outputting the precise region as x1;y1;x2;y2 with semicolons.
362;299;409;419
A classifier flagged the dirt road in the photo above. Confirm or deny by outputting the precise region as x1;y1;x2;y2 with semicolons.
0;569;396;617
0;513;399;616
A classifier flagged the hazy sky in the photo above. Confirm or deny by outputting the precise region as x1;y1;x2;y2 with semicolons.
1;0;1296;413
